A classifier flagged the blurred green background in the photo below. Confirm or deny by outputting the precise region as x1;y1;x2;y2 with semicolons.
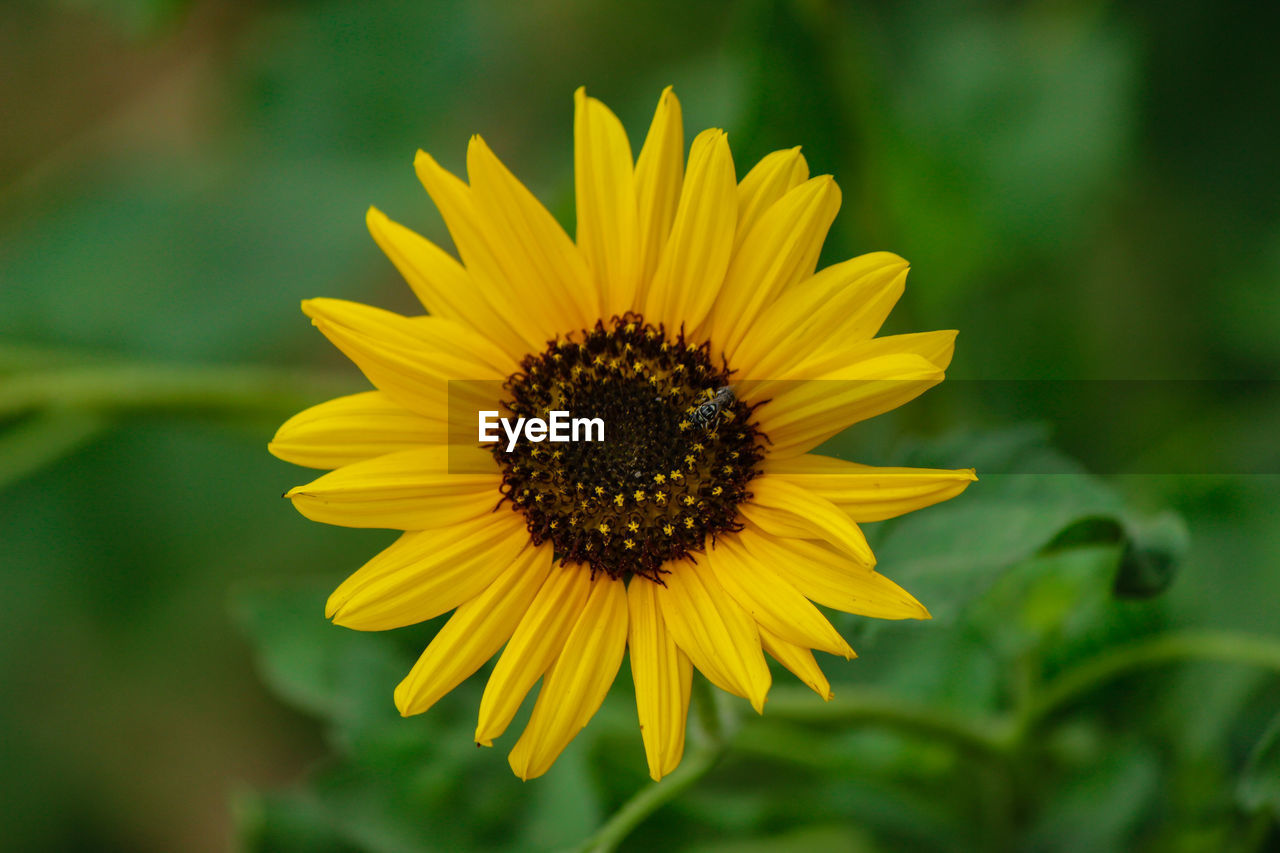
2;0;1279;850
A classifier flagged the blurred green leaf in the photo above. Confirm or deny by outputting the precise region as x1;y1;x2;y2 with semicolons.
517;736;603;850
0;409;108;491
1113;512;1189;599
231;582;408;744
861;426;1125;623
1239;710;1280;817
235;787;358;853
1025;743;1160;852
968;543;1124;663
1035;510;1189;600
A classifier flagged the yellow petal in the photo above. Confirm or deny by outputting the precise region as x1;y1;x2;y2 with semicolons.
303;299;514;375
759;627;836;701
475;561;595;746
413;150;555;353
395;542;554;716
764;454;977;521
575;88;640;317
465;135;598;332
627;576;692;781
789;330;957;378
705;534;854;658
749;353;945;459
365;207;529;362
326;510;529;631
654;557;771;712
708;176;841;360
633;86;684;307
284;446;499;530
733;253;908;379
269;391;445;470
741;524;930;620
740;474;875;566
642;128;737;332
734;147;810;252
300;298;507;419
508;574;628;780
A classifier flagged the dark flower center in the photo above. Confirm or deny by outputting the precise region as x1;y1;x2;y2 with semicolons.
493;313;765;581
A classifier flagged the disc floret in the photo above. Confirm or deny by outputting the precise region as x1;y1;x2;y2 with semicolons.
493;314;765;580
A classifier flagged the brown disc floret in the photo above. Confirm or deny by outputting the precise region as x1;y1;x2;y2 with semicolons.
493;314;766;581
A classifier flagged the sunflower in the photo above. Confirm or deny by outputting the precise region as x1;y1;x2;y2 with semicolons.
270;87;975;782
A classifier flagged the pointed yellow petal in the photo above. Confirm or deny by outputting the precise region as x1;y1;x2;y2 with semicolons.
654;557;771;712
741;524;930;620
575;88;640;317
303;298;514;375
633;86;684;307
475;562;594;746
759;627;836;701
765;454;977;521
327;511;529;631
642;128;737;332
790;330;957;378
365;207;529;362
627;576;692;781
284;446;499;530
749;353;945;459
733;253;908;379
269;391;445;470
708;176;841;360
508;575;628;780
705;534;854;658
734;147;809;251
413;150;554;353
465;135;598;332
740;474;875;566
395;542;553;716
300;298;507;419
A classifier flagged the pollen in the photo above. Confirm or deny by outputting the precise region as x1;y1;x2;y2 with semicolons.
493;314;765;581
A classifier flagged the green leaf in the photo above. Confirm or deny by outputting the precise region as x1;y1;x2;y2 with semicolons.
515;735;603;850
234;787;357;853
231;581;409;742
0;410;109;492
1037;510;1189;601
1025;742;1161;851
862;426;1125;623
1113;512;1189;599
968;543;1125;662
1239;710;1280;816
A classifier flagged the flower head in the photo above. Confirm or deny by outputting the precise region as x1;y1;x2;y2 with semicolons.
270;87;975;781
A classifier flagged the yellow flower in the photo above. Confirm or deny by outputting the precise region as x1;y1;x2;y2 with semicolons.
269;87;975;782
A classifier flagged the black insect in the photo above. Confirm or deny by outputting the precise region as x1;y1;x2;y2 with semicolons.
688;386;736;432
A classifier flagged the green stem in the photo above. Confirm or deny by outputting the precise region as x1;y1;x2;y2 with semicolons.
573;632;1280;852
570;679;729;853
764;685;1015;759
0;363;357;419
690;673;731;743
1020;630;1280;735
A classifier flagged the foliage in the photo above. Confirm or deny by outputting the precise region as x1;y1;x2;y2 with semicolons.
231;428;1277;852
